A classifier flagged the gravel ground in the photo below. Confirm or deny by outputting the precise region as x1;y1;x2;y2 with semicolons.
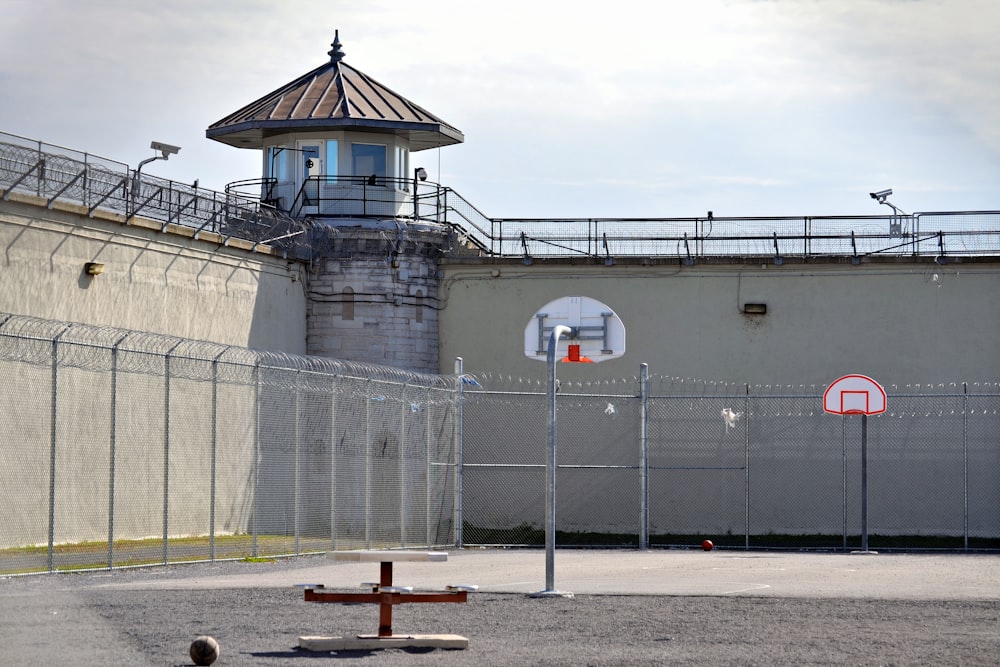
2;556;999;666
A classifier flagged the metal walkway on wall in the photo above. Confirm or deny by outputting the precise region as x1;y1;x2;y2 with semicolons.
4;130;999;264
0;131;313;260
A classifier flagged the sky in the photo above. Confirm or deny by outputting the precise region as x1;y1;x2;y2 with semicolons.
2;0;998;219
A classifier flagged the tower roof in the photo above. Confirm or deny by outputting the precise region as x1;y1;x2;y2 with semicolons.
206;32;464;151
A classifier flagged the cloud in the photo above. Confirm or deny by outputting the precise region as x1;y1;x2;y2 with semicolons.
0;0;997;217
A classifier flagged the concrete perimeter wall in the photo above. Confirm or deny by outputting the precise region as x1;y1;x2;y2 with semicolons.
0;192;306;353
438;259;1000;386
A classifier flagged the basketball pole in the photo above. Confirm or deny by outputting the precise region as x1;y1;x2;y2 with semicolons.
853;412;877;554
861;414;870;553
531;325;573;598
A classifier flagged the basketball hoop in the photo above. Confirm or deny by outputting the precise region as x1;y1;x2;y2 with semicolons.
823;375;886;416
562;344;593;363
524;296;625;364
823;373;887;555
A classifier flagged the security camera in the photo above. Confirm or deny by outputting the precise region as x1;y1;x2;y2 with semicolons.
150;141;181;157
415;167;428;181
869;188;892;200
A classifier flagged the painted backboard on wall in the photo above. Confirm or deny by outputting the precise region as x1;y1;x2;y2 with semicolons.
524;296;625;363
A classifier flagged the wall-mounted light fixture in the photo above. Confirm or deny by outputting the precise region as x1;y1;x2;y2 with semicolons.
869;188;907;237
413;166;428;219
742;303;767;315
130;141;182;222
84;262;105;276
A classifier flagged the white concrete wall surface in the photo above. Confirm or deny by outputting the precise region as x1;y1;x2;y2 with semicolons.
437;260;1000;386
0;193;306;353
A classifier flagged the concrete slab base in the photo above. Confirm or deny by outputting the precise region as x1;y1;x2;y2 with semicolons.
529;589;575;599
298;634;469;651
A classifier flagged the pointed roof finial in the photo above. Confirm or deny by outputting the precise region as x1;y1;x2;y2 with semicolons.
328;30;345;63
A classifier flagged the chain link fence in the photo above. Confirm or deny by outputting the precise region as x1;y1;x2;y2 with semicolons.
460;373;1000;551
0;314;458;575
3;314;998;576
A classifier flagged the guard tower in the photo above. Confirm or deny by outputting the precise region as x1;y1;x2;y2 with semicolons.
207;31;463;217
206;32;465;372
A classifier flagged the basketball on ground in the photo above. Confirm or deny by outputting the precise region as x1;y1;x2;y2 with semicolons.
702;539;714;551
189;635;220;666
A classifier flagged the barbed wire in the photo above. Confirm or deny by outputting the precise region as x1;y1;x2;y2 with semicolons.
0;313;457;393
4;313;997;402
0;135;314;260
453;368;1000;398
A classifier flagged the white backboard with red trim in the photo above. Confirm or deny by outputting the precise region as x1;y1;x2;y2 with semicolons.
823;374;887;415
524;296;625;363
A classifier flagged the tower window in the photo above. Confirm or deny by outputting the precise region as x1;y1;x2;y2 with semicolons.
342;286;355;321
326;141;339;180
351;143;386;180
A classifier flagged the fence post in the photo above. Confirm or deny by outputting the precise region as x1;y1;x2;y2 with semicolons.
963;382;969;551
47;334;60;573
107;335;128;569
454;357;464;548
400;383;409;547
330;374;338;550
209;354;221;561
639;364;649;550
365;380;372;548
162;349;172;565
744;383;750;550
425;385;433;548
252;362;261;557
162;340;184;564
294;371;301;555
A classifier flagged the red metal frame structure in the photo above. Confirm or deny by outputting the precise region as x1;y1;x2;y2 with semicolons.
302;551;469;639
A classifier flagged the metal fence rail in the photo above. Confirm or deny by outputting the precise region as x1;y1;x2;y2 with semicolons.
480;213;1000;260
5;130;997;264
459;373;1000;551
0;131;313;260
429;185;1000;260
0;314;458;575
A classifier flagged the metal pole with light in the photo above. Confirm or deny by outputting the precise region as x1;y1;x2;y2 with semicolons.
531;324;574;598
130;141;180;221
869;188;910;242
413;167;427;220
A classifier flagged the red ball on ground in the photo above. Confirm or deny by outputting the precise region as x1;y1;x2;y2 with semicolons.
702;539;714;551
